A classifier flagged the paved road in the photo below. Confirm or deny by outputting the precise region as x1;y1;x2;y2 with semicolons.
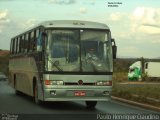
0;81;160;120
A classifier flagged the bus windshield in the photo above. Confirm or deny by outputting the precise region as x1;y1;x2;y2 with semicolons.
45;29;113;73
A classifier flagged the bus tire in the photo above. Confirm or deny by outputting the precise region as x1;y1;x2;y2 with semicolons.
85;101;97;109
34;83;42;105
15;90;21;95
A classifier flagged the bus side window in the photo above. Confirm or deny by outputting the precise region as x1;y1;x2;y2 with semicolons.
21;35;25;53
10;39;13;54
14;38;17;54
28;32;31;52
25;34;28;53
12;39;15;54
16;38;19;54
17;37;20;54
33;30;37;51
36;29;39;38
35;29;40;51
19;36;22;53
36;29;40;39
30;31;35;52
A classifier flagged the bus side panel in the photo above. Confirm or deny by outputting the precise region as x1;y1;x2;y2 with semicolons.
9;57;40;97
8;70;15;88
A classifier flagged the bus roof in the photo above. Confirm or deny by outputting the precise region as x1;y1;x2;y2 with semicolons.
38;20;110;30
11;20;110;39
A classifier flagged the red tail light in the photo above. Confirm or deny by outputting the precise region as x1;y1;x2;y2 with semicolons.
45;80;50;85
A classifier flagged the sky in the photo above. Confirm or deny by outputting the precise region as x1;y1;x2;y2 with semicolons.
0;0;160;58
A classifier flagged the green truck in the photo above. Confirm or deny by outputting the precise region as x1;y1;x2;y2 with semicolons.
128;61;160;81
128;61;141;81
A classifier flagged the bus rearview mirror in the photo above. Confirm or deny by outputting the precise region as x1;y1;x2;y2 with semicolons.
111;38;117;59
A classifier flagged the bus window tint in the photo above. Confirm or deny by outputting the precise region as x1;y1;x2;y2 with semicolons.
14;38;17;54
46;29;112;72
17;37;20;53
24;34;28;53
81;30;112;72
46;30;80;72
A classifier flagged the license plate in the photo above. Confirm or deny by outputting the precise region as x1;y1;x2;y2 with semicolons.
74;91;86;96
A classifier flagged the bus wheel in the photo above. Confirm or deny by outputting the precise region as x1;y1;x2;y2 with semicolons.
15;90;21;95
34;84;41;105
85;101;97;109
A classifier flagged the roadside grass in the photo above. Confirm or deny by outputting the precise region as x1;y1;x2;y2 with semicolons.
0;55;9;75
113;72;128;82
112;72;160;107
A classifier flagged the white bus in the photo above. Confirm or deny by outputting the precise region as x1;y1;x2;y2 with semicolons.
9;20;117;108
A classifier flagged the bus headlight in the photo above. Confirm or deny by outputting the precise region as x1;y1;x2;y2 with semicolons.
96;81;112;86
45;80;64;85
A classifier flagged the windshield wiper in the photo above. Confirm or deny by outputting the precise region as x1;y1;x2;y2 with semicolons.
49;60;63;72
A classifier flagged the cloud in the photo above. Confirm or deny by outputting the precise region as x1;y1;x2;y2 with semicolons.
109;12;126;21
48;0;76;4
0;17;39;50
0;11;7;19
131;7;160;34
82;0;95;5
79;7;87;14
132;7;160;24
0;10;10;23
0;10;11;33
138;25;160;34
106;7;160;58
0;0;15;1
122;46;139;55
20;19;38;29
142;24;160;28
117;45;144;58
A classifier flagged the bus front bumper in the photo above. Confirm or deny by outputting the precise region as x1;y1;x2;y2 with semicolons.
42;87;111;101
